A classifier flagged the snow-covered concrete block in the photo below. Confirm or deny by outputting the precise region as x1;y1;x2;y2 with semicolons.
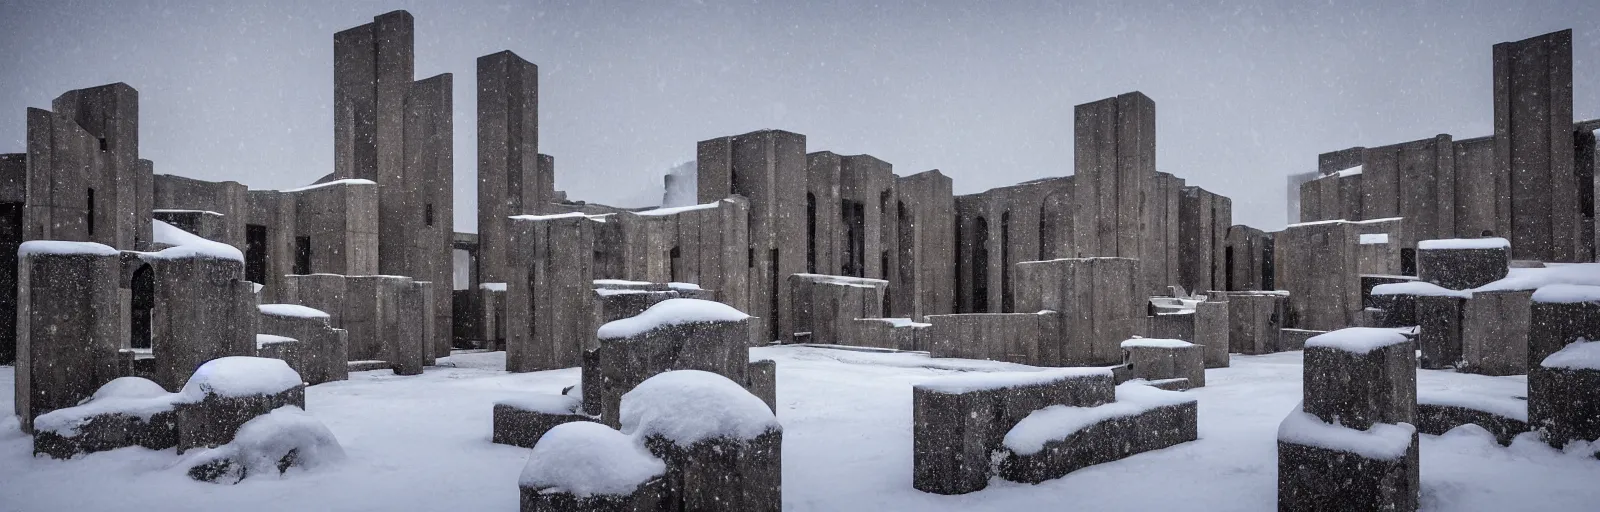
182;405;344;484
1461;290;1531;376
1528;284;1600;370
788;273;887;345
32;377;180;459
258;303;348;384
587;299;753;427
841;317;927;351
594;286;678;323
173;357;307;454
997;383;1198;484
622;370;782;511
1276;406;1419;512
1414;402;1528;447
1529;339;1600;448
1362;275;1418;327
1417;237;1509;290
911;368;1114;495
1216;291;1286;355
1119;338;1205;390
492;394;593;449
518;421;669;512
923;312;1060;365
1302;328;1416;430
253;334;309;383
1416;295;1466;369
14;241;123;433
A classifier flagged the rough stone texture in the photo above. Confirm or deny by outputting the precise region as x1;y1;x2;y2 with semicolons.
997;400;1197;484
285;179;381;276
911;371;1114;495
1417;296;1467;369
1072;93;1153;269
697;130;807;344
477;50;545;287
1418;247;1509;290
14;249;123;433
954;176;1074;313
1529;364;1600;448
1415;402;1529;446
838;318;924;351
152;174;247;250
33;408;179;459
586;319;753;427
143;255;259;392
1362;276;1417;327
642;429;782;512
1179;187;1231;295
1461;290;1532;376
1360;136;1457;243
1014;257;1141;366
505;214;598;372
1122;343;1205;389
1277;432;1420;512
1495;30;1581;262
893;170;956;320
1302;338;1417;430
1278;329;1326;351
390;280;429;375
1195;300;1231;367
922;312;1059;365
175;385;307;454
596;289;679;323
1452;136;1508;240
258;306;349;385
1223;225;1273;291
1278;220;1361;331
1527;299;1600;371
1216;291;1287;355
788;274;886;344
491;400;591;449
519;477;670;512
746;359;778;413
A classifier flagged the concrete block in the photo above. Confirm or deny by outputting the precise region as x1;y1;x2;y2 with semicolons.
258;304;348;384
14;243;123;433
642;429;782;512
1461;290;1531;376
1414;402;1528;446
788;273;886;344
1015;257;1141;366
1416;296;1466;369
586;315;752;427
520;477;669;512
1195;300;1231;367
1121;340;1205;389
1418;246;1509;290
1527;293;1600;370
997;400;1197;485
1277;430;1419;512
1529;342;1600;448
1495;30;1579;262
1218;291;1287;355
1302;334;1416;430
492;395;591;449
746;359;778;413
1279;329;1326;351
176;385;306;454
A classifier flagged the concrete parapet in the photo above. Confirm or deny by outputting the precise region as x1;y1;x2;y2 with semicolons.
1461;290;1531;376
1417;241;1509;290
1015;257;1141;366
1120;339;1205;390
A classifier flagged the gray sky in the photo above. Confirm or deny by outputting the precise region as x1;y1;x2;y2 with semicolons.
2;0;1596;232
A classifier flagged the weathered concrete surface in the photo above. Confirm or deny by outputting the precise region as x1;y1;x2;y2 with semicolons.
1418;246;1508;290
585;318;753;427
894;170;956;320
1415;402;1529;446
1178;186;1231;294
477;50;544;287
144;255;258;392
14;246;123;433
1223;225;1273;291
955;177;1074;313
1529;364;1600;448
1215;291;1287;355
505;213;598;372
1417;295;1467;369
1073;93;1153;263
997;400;1197;485
175;385;307;454
1303;338;1417;430
491;396;590;449
520;476;669;512
1014;257;1141;366
1278;328;1326;351
697;130;807;343
1495;30;1581;262
1277;432;1420;512
922;312;1057;365
153;175;247;250
1527;296;1600;369
1121;342;1205;389
642;429;782;512
1461;290;1532;376
788;273;886;344
1278;220;1360;331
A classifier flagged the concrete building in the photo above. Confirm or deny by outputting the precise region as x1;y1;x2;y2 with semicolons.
476;50;549;287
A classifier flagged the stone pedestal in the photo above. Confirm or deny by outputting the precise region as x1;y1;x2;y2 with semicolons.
492;395;592;449
14;242;123;433
258;304;349;384
1529;342;1600;448
643;430;782;512
1121;340;1206;390
1461;290;1531;376
1417;296;1466;369
1277;430;1420;512
1417;244;1509;290
1527;287;1600;369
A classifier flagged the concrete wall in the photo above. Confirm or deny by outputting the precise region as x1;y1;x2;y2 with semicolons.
143;255;257;391
1495;29;1580;262
46;83;148;251
1073;92;1154;263
1319;147;1366;174
894;170;956;320
504;213;599;372
954;176;1074;313
1178;186;1231;294
152;174;247;250
476;50;544;286
1014;257;1142;366
292;180;380;276
1277;220;1361;330
398;73;454;357
1224;225;1273;291
15;247;122;433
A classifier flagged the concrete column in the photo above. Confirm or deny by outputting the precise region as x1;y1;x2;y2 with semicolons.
1072;92;1154;259
14;242;122;433
1495;30;1578;262
505;213;598;372
697;130;806;343
476;50;540;286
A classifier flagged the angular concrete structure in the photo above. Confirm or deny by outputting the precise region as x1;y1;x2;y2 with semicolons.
13;242;123;433
892;170;956;320
1495;30;1579;262
697;130;807;343
504;213;599;372
477;50;546;287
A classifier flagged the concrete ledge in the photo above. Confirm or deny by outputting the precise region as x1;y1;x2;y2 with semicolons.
492;398;593;449
997;401;1197;484
34;410;178;459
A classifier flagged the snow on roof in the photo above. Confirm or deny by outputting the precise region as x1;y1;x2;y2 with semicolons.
258;304;330;319
1276;404;1415;460
148;219;244;262
1474;263;1600;293
594;279;654;287
282;178;376;193
916;367;1112;395
619;370;779;445
1002;382;1196;456
1530;284;1600;304
793;273;889;287
1120;338;1195;349
18;240;119;258
596;298;749;339
1360;233;1390;245
479;282;507;292
1304;328;1410;354
1418;238;1510;250
1370;281;1472;298
519;421;666;497
33;377;179;436
667;282;702;290
1541;339;1600;371
1319;165;1364;179
508;212;593;222
175;356;303;403
871;317;932;328
152;209;224;216
256;334;298;348
635;201;721;217
497;394;581;415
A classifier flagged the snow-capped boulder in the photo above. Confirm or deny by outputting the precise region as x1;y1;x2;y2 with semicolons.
182;406;344;484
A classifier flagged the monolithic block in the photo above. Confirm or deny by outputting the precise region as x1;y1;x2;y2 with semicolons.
1461;290;1531;376
587;303;752;427
391;280;429;376
14;242;123;433
31;377;179;459
176;385;306;454
746;359;778;413
1528;285;1600;370
258;304;349;384
1414;403;1529;446
1195;300;1230;367
1014;257;1142;366
1416;296;1466;369
1219;291;1287;355
788;273;886;344
1363;276;1418;327
1529;340;1600;447
519;477;670;512
1279;329;1326;352
642;429;782;512
596;289;679;323
1417;242;1509;290
1302;329;1416;429
998;399;1197;484
1277;417;1419;512
493;395;593;449
1120;339;1206;389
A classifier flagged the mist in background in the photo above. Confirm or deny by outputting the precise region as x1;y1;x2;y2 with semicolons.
1;0;1596;232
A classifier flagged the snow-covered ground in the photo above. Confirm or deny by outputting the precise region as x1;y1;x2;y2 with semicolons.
2;347;1599;511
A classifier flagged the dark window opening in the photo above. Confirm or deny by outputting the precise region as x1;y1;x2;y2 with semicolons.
881;251;891;313
0;202;23;363
1400;247;1417;276
294;236;313;275
425;203;435;227
973;217;989;312
1001;211;1013;312
130;266;153;350
670;246;681;282
86;188;95;237
245;224;268;284
1262;238;1276;290
841;200;866;277
98;138;108;151
895;201;914;317
1225;247;1236;291
955;218;966;313
806;193;817;273
768;248;779;342
748;248;755;268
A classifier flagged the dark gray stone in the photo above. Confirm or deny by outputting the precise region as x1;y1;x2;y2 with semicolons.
1279;329;1326;351
14;245;123;433
746;359;777;413
1417;296;1467;369
997;401;1197;484
643;429;782;512
586;318;752;427
1418;247;1509;290
492;398;592;449
1302;339;1416;430
1122;342;1205;390
596;289;679;323
34;409;178;459
1217;291;1287;355
519;476;670;512
1415;402;1529;446
1461;290;1531;376
1529;365;1600;448
1277;432;1419;512
1528;299;1600;370
176;386;306;454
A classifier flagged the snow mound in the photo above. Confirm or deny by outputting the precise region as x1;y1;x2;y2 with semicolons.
148;219;244;262
256;334;298;348
18;240;119;257
283;178;375;192
176;357;303;403
1277;404;1414;460
519;421;666;497
33;377;178;436
1120;338;1194;349
1304;328;1409;354
497;394;581;415
258;304;330;319
479;282;507;292
620;370;779;445
917;367;1112;395
1475;263;1600;292
182;406;345;483
1418;238;1509;250
1003;382;1195;456
1418;389;1528;422
1541;339;1600;371
597;298;750;339
667;282;702;291
1371;281;1472;298
1531;284;1600;304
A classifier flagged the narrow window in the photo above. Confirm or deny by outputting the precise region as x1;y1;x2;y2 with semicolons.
1401;248;1417;276
245;224;268;284
425;203;435;227
806;193;817;273
294;236;312;275
670;246;682;282
86;188;95;236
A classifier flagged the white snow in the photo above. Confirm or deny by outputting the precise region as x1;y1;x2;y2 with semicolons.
518;421;665;497
1003;382;1196;456
1321;165;1363;178
1475;263;1600;292
478;282;507;292
596;298;750;339
619;370;779;445
258;304;330;319
1276;404;1415;460
32;377;178;436
667;282;701;291
508;212;592;222
148;219;244;262
1418;238;1510;250
635;201;720;217
1304;327;1410;354
1530;284;1600;304
916;367;1112;395
152;209;223;216
1119;338;1194;349
1371;281;1473;298
175;357;304;403
496;394;580;415
1417;388;1528;422
17;240;118;257
1359;233;1389;245
180;405;344;479
593;279;653;287
1541;339;1600;370
282;178;376;193
792;273;889;287
872;318;932;328
595;288;656;296
255;334;298;349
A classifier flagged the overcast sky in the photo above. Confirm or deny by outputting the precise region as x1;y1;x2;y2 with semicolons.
1;0;1596;231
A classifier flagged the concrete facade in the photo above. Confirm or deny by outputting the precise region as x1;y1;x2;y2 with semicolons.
955;177;1074;313
476;50;546;287
1495;30;1580;262
152;174;247;250
1014;257;1142;366
141;254;258;391
504;213;599;372
894;170;956;320
1277;220;1361;330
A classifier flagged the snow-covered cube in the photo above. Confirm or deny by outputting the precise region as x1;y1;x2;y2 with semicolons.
1528;284;1600;370
588;299;754;427
492;393;593;449
182;405;344;484
1529;339;1600;448
1461;290;1532;376
32;377;180;459
997;382;1197;484
621;370;782;511
259;303;349;384
1277;405;1419;511
173;357;307;453
1416;237;1509;290
1302;328;1416;429
595;287;678;323
1119;338;1206;390
518;421;669;512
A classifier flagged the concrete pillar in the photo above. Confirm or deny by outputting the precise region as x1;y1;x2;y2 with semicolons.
505;213;598;372
1015;257;1141;366
1279;220;1360;330
696;130;806;344
1073;92;1154;260
146;255;258;392
1495;30;1578;262
476;50;541;286
1461;290;1532;376
14;242;122;433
